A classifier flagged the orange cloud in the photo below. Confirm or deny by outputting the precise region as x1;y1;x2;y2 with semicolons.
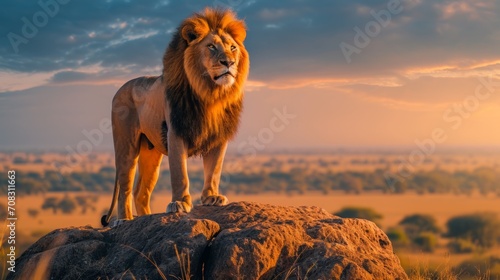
403;60;500;80
438;1;496;20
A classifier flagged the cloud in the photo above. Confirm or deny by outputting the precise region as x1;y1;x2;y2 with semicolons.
50;71;95;83
0;0;499;96
0;0;190;73
342;75;500;112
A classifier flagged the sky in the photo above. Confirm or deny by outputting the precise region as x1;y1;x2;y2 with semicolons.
1;0;500;153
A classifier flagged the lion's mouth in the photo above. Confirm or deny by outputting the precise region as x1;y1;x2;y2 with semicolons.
213;72;234;81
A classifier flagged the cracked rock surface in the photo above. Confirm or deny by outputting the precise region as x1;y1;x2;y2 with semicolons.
9;201;408;280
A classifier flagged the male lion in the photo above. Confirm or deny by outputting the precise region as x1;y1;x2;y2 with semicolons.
101;8;249;226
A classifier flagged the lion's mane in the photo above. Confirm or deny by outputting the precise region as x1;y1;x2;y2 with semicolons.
162;8;249;156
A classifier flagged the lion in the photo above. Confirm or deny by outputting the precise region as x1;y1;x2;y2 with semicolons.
101;8;249;226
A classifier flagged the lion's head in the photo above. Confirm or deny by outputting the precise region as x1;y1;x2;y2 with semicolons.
163;8;249;103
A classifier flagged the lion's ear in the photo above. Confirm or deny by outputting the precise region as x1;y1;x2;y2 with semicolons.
181;19;209;44
226;20;246;43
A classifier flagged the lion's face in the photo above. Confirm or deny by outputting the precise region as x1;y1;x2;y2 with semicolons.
164;8;249;102
198;32;240;87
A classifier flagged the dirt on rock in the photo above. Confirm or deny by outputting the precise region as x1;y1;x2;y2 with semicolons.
8;201;408;279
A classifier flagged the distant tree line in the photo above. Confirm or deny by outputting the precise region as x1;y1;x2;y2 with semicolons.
1;166;500;195
41;195;99;214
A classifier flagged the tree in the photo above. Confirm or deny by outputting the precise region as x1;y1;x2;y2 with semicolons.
75;195;97;214
334;206;383;225
13;156;28;164
339;174;363;194
58;196;77;214
446;212;500;247
42;197;59;214
413;232;438;252
392;180;408;194
399;214;440;239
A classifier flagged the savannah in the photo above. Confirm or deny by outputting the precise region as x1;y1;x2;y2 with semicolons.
2;150;500;279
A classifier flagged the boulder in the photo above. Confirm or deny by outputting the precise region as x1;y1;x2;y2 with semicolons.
8;201;408;279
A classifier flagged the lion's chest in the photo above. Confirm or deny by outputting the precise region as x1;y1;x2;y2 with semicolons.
192;103;240;155
168;93;242;156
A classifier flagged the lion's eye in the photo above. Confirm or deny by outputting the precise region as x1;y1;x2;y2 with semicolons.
231;45;237;52
207;44;216;50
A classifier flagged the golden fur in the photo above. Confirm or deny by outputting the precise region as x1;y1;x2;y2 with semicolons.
101;8;249;226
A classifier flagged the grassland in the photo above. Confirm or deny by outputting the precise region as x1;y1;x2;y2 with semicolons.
5;192;499;277
2;150;500;278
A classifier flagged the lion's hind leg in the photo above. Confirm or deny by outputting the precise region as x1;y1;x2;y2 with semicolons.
112;95;141;224
134;135;163;216
114;137;140;223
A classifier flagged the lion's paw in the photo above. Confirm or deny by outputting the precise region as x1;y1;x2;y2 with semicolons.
166;201;192;213
202;195;228;206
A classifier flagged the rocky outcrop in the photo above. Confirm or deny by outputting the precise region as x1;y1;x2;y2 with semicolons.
9;202;408;279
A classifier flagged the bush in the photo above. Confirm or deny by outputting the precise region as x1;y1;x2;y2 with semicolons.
446;212;500;247
386;227;409;247
447;239;477;254
27;208;40;218
413;232;438;252
334;206;383;225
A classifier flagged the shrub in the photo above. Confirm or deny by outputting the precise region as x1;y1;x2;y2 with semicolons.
446;212;500;247
447;239;477;254
413;232;438;252
27;208;39;218
386;227;410;247
334;206;383;225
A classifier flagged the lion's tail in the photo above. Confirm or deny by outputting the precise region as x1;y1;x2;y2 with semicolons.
101;174;119;227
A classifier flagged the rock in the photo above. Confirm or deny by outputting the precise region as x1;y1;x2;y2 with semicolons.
8;202;408;280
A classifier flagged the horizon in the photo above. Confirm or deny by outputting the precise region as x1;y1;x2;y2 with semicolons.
5;145;500;154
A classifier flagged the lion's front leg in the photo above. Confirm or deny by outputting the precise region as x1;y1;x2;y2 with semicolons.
166;130;192;213
201;142;229;206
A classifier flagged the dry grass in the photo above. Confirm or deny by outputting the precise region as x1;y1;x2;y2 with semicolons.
400;254;458;280
172;244;191;280
5;151;500;279
121;244;168;280
399;249;500;280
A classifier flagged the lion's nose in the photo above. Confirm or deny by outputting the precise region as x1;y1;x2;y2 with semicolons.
220;60;235;67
